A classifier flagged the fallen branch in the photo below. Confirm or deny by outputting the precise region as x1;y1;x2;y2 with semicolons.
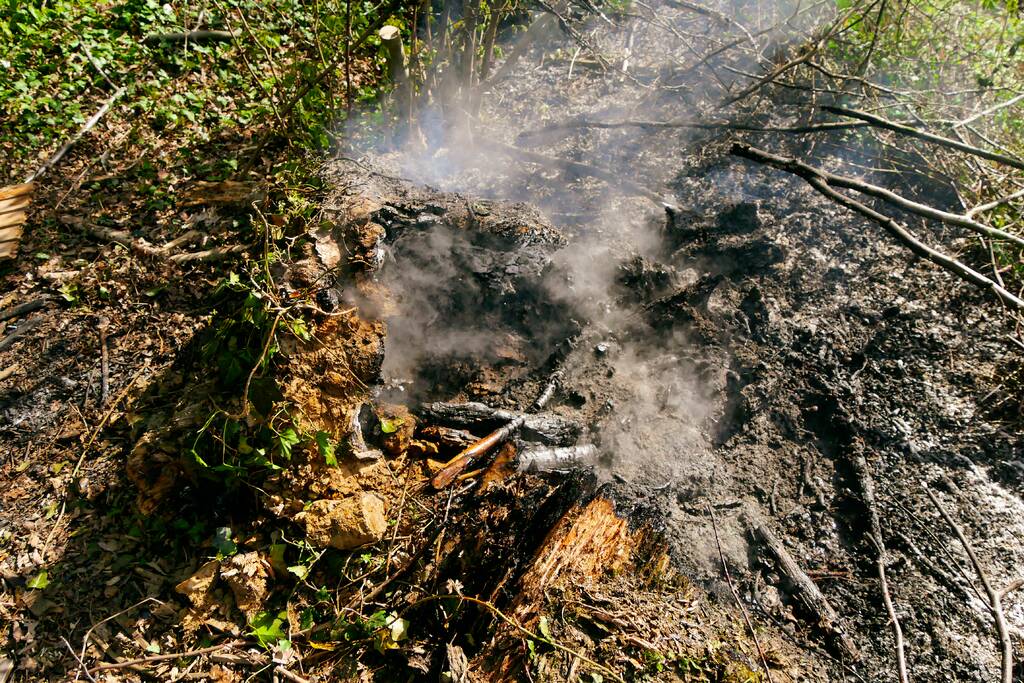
733;143;1024;248
0;297;50;323
732;143;1024;312
143;30;238;45
59;215;250;265
87;640;246;675
0;315;43;353
521;118;868;138
824;105;1024;172
27;88;125;183
744;512;861;659
924;487;1012;683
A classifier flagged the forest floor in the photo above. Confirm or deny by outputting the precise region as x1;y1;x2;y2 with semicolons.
3;2;1024;682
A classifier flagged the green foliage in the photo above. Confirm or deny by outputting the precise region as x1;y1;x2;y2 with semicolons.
249;609;289;648
2;0;392;180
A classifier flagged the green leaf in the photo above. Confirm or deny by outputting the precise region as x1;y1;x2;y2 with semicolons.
538;615;551;640
315;431;337;467
287;564;309;580
249;610;288;648
379;416;403;434
213;527;237;557
27;571;49;589
276;428;301;460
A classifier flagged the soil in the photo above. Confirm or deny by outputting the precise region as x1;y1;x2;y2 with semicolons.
2;1;1023;681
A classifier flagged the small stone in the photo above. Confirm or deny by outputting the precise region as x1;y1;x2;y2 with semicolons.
595;342;609;356
304;494;387;550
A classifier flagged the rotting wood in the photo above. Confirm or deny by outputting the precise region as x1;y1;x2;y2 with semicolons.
732;143;1024;312
481;496;645;681
744;512;861;660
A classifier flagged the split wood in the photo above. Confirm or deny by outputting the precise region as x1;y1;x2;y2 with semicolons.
732;143;1024;313
924;486;1013;683
431;373;561;489
744;512;860;659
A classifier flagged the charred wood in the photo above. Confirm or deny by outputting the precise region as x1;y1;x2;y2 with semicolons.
419;402;582;446
517;444;597;472
744;512;861;660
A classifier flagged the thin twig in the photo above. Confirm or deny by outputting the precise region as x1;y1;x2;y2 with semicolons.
707;504;776;683
98;317;110;406
87;640;246;675
732;143;1024;312
924;487;1012;683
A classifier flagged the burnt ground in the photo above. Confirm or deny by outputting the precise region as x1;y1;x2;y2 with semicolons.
3;1;1024;681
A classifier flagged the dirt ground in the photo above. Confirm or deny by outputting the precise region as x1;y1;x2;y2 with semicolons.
2;1;1024;681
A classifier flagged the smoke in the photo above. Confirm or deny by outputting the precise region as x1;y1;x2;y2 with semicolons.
342;0;834;491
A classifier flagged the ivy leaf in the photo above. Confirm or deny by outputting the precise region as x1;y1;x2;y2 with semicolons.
249;610;288;648
287;564;309;580
379;417;403;434
276;428;301;460
315;431;337;467
27;571;49;589
213;527;237;557
538;615;551;640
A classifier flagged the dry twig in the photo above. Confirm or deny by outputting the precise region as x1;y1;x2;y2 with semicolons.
924;487;1012;683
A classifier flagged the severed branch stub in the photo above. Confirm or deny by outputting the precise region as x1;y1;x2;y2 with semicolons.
431;373;562;490
744;512;861;660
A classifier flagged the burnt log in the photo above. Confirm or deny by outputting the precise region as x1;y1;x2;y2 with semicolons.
418;401;582;446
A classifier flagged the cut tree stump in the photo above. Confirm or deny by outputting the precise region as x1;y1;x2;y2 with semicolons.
0;183;33;261
478;496;664;680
